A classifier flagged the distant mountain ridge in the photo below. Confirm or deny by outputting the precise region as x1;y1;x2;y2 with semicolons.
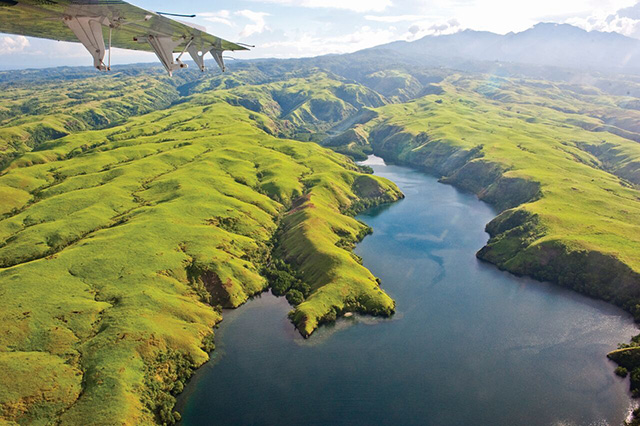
366;23;640;74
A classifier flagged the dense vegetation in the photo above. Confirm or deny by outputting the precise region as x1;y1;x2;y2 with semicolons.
0;69;401;424
3;50;640;424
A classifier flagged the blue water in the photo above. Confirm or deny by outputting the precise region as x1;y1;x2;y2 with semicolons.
178;156;637;426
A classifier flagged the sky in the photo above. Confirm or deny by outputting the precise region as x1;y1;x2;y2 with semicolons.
1;0;640;69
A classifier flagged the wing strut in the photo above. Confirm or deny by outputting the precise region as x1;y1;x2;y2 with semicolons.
134;35;188;76
210;49;225;72
63;16;109;71
188;47;206;72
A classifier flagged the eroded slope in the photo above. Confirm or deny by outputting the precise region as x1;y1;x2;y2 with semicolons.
340;75;640;309
0;84;401;424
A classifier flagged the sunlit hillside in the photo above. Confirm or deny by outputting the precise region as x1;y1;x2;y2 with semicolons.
2;49;640;423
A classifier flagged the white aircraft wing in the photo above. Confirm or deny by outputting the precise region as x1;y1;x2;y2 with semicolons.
0;0;249;75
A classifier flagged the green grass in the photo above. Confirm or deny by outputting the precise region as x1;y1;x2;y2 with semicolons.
0;78;401;424
0;72;186;171
182;69;388;137
4;60;640;425
343;74;640;277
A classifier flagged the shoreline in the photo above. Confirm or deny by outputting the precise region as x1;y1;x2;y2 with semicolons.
177;154;637;425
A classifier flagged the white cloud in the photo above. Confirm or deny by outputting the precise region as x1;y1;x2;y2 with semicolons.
236;10;270;38
0;35;29;54
5;0;640;67
418;0;636;35
364;14;433;23
404;18;462;40
250;0;391;13
261;26;398;57
200;10;234;27
565;2;640;38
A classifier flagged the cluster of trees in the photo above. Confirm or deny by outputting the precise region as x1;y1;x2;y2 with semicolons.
263;258;311;306
316;293;395;326
143;349;197;425
608;336;640;425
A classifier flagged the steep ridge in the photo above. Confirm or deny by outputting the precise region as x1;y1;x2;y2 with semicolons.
4;56;640;424
321;71;640;410
0;75;401;424
325;72;640;317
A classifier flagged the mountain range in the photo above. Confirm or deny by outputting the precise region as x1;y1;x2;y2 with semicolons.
365;22;640;74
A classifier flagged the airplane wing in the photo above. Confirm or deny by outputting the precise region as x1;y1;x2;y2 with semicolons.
0;0;249;75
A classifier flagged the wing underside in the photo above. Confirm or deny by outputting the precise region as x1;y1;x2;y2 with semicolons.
0;0;249;74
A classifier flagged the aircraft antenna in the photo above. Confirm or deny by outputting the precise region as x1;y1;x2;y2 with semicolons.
156;12;196;18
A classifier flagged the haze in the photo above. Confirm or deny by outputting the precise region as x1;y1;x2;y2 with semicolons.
1;0;640;69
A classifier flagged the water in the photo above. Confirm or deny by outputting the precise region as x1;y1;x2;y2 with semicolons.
178;156;637;426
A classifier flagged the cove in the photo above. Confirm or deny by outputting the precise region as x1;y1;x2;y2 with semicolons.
177;156;637;426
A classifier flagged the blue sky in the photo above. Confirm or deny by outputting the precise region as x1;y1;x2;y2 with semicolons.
1;0;639;69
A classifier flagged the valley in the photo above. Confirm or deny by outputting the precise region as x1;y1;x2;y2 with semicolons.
2;50;640;424
177;156;638;426
0;69;402;424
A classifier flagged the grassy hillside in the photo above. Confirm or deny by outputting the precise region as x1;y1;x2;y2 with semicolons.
184;69;388;141
350;76;640;304
0;74;401;424
0;72;195;171
333;73;640;308
322;72;640;412
4;59;640;424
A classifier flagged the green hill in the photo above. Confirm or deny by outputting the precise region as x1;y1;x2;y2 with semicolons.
349;74;640;298
0;72;192;171
3;56;640;424
321;70;640;414
0;71;401;424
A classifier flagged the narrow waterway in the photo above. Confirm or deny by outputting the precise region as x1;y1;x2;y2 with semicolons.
178;156;637;426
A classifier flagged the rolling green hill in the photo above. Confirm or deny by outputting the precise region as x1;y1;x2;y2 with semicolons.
3;56;640;424
320;70;640;416
335;73;640;302
0;71;401;424
0;72;193;171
